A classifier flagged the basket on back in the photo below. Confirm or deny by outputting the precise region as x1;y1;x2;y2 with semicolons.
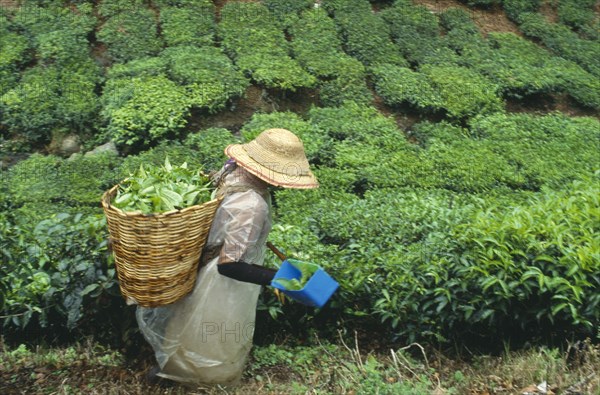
102;184;221;307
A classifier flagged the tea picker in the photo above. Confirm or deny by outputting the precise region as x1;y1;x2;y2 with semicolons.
125;128;330;386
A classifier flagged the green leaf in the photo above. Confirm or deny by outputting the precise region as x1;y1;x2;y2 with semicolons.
159;188;183;210
81;283;99;296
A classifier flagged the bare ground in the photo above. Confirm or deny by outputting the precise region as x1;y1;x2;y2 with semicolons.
414;0;522;36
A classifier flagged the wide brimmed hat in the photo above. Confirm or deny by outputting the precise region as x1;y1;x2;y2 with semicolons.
225;128;319;189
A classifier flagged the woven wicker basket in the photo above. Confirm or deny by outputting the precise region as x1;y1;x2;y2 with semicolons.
101;183;221;307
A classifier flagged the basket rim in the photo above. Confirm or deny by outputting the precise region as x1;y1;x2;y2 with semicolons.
102;181;222;218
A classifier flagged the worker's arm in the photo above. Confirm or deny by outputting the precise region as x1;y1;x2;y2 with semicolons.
217;261;276;286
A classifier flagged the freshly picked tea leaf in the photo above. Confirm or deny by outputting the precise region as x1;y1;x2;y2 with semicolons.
113;157;213;214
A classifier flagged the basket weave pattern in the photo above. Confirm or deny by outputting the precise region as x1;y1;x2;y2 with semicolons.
102;184;221;307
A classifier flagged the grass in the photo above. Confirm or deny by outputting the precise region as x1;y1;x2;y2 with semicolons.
1;334;598;394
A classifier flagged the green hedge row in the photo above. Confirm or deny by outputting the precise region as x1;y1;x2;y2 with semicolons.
324;0;408;67
263;0;314;28
381;0;459;66
371;64;442;112
97;8;163;62
556;0;598;38
519;13;600;77
218;2;315;91
502;0;541;23
367;178;599;341
268;106;599;341
159;1;216;47
421;64;503;119
372;62;504;119
439;7;482;52
2;105;599;342
1;62;101;144
289;8;372;106
161;46;249;111
101;46;248;145
440;11;600;109
1;3;101;143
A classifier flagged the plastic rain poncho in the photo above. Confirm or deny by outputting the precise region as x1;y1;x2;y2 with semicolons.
136;165;272;386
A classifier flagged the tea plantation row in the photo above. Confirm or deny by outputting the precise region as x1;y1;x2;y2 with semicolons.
1;0;598;152
1;105;598;344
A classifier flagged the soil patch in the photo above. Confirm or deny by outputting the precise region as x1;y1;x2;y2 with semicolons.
506;93;600;120
539;0;559;23
188;85;319;134
414;0;522;36
0;0;19;9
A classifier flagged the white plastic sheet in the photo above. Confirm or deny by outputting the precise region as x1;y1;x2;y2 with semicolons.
136;166;272;386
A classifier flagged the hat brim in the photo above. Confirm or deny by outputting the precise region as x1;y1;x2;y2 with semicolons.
225;144;319;189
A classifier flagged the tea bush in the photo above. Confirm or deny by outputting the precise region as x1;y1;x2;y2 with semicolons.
161;46;249;112
101;75;191;145
446;179;600;337
321;0;371;15
447;28;599;108
35;28;90;66
295;177;599;341
1;212;116;330
288;8;372;106
458;33;563;97
419;64;504;119
0;29;30;96
289;8;348;78
460;0;500;6
371;64;443;112
106;56;167;79
184;127;239;172
439;8;482;52
97;0;146;18
519;13;600;77
159;2;215;47
0;17;30;65
263;0;313;28
12;3;96;39
318;57;372;107
555;59;600;110
330;0;408;67
6;152;120;213
370;180;599;341
16;3;95;68
308;102;400;148
97;8;163;62
219;2;316;91
1;63;101;144
382;1;459;66
502;0;541;23
556;0;597;34
469;113;600;190
1;4;100;144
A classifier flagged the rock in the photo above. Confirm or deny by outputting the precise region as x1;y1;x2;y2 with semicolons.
84;141;119;157
58;134;81;156
68;152;82;161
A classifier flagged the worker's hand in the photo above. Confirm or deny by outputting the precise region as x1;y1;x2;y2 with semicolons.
273;288;286;304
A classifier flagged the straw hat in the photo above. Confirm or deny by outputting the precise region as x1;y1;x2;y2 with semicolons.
225;128;319;189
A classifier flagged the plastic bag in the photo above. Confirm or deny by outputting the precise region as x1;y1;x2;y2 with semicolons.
136;168;272;386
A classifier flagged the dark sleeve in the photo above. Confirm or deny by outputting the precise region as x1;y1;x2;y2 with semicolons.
217;262;276;286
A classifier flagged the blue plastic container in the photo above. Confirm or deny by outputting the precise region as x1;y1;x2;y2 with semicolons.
271;259;339;308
